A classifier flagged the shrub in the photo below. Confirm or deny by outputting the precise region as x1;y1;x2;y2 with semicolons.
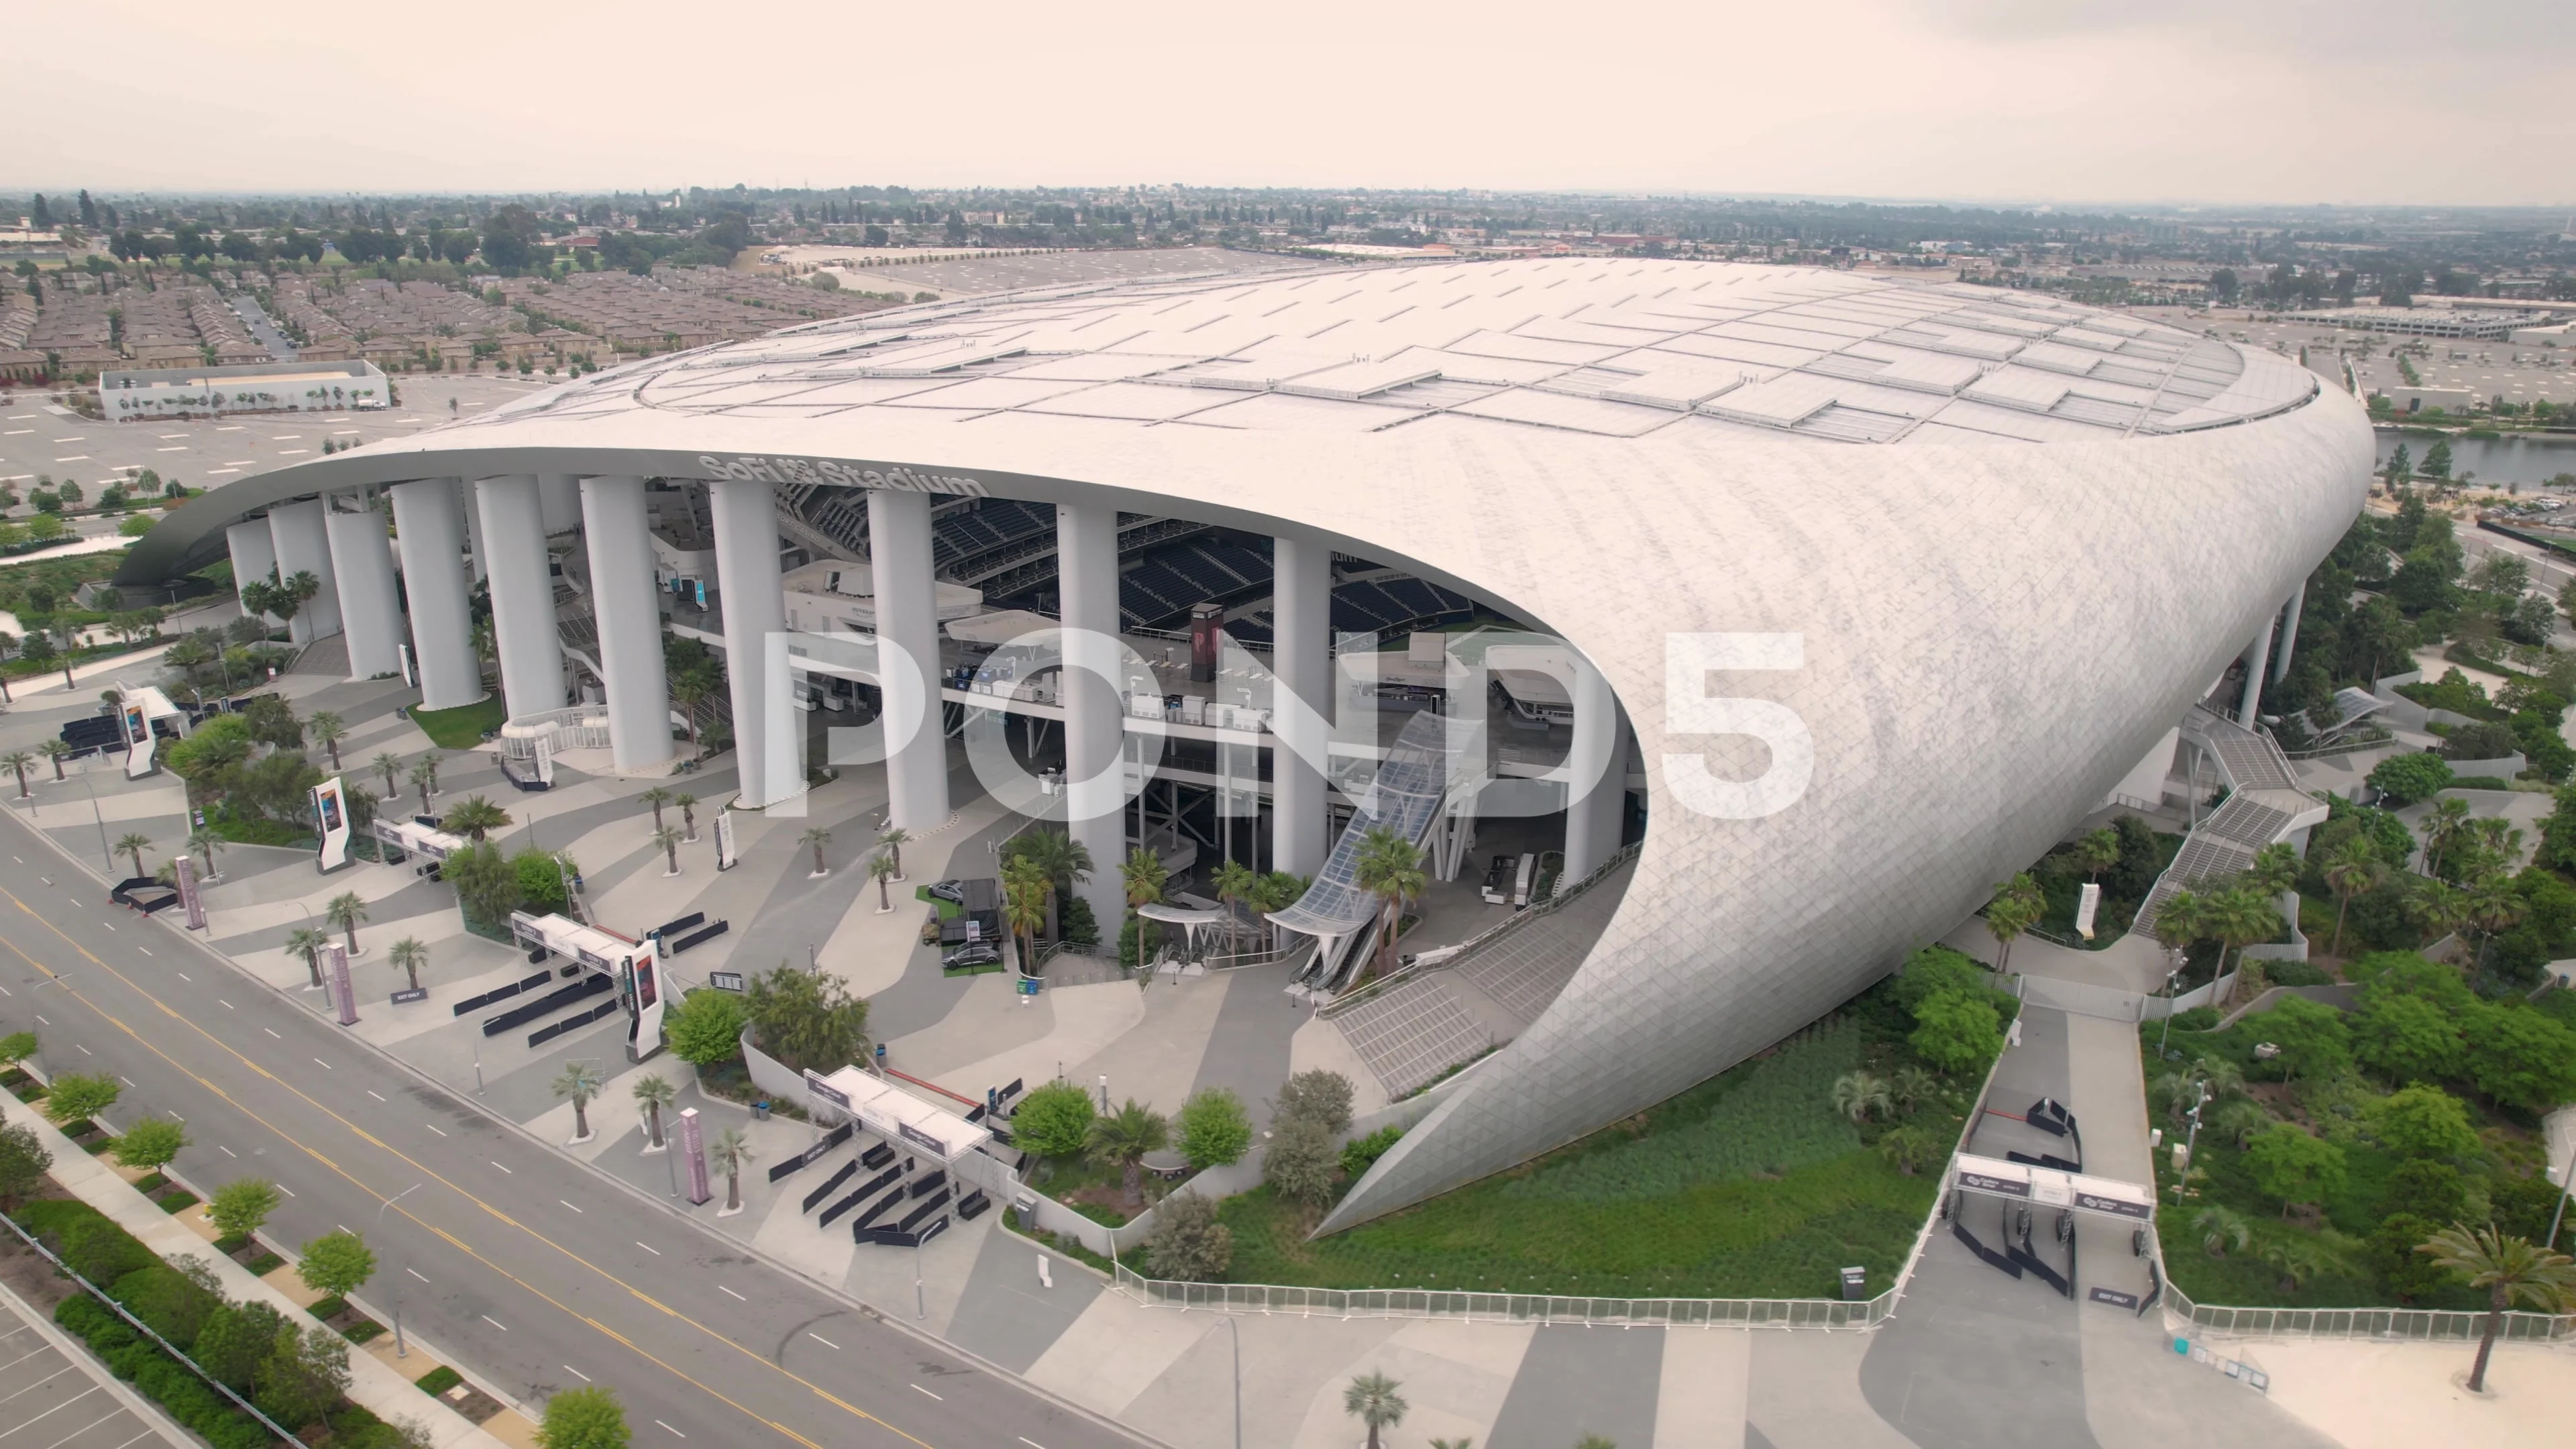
2365;751;2453;806
1909;988;2002;1075
1263;1119;1340;1208
2245;1123;2347;1212
2462;1004;2576;1110
254;1324;350;1431
1143;1189;1232;1281
537;1383;631;1449
663;989;747;1069
1175;1087;1252;1170
110;1262;219;1349
1892;945;1990;1014
1011;1081;1097;1159
2368;1085;2481;1161
0;1120;50;1206
54;1295;270;1449
2255;997;2352;1081
57;1210;157;1285
1340;1125;1403;1180
1273;1069;1354;1136
2353;991;2465;1084
2366;1212;2454;1301
744;965;868;1075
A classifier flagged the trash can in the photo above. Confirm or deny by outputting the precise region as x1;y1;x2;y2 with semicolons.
752;1100;771;1122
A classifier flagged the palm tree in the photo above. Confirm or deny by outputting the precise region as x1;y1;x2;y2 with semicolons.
2195;1205;2253;1258
38;739;72;782
1342;1371;1407;1449
1352;828;1424;980
2463;871;2527;979
2407;877;2468;955
1003;859;1047;972
2;750;32;800
1876;1124;1939;1175
1831;1070;1892;1124
675;793;698;843
282;925;329;989
632;1074;676;1150
1889;1066;1939;1116
1982;873;2044;972
325;891;368;956
869;849;899;912
387;936;427;994
2421;796;2473;879
651;824;684;877
2245;841;2301;897
2208;886;2282;1004
371;750;403;800
2321;840;2382;958
552;1059;605;1142
800;826;832;877
876;824;911;881
639;785;672;835
1210;857;1254;923
2070;827;2120;881
670;676;710;761
1120;845;1169;966
113;832;152;880
441;795;511;842
711;1126;755;1212
407;754;439;812
2415;1223;2576;1393
186;827;224;881
1010;826;1092;941
1086;1098;1170;1209
308;710;346;771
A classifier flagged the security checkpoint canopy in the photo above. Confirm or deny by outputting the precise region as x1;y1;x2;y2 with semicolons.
812;1067;991;1163
1951;1152;2155;1220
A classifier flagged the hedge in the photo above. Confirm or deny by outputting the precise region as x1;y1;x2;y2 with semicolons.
53;1295;270;1449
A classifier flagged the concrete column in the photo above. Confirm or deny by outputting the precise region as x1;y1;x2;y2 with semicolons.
1271;535;1332;877
323;496;405;680
1059;502;1127;932
462;482;489;584
2239;617;2274;725
539;474;582;536
474;475;564;720
868;489;949;832
710;477;790;808
2271;582;2306;685
389;478;484;710
266;498;341;646
1563;655;1631;882
580;476;674;773
223;519;278;623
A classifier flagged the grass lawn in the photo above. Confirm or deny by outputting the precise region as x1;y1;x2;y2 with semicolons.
1215;997;1975;1300
410;693;508;749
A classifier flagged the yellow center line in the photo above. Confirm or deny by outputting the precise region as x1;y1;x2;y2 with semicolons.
0;892;927;1449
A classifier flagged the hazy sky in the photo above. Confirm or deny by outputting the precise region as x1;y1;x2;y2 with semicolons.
14;1;2572;206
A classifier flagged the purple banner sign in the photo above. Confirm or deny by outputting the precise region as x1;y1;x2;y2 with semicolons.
327;945;359;1026
679;1108;712;1205
175;855;207;931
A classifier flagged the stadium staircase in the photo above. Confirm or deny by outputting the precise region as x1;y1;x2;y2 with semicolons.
2128;706;2324;938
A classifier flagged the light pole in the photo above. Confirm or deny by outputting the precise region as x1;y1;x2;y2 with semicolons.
1222;1312;1242;1449
80;762;112;873
2155;953;2184;1058
2547;1138;2576;1251
376;1182;423;1358
2174;1081;2209;1205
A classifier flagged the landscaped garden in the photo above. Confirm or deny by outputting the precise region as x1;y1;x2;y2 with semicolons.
2143;951;2576;1311
1181;949;2017;1300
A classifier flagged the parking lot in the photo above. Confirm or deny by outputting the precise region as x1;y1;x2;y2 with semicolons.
0;1286;186;1449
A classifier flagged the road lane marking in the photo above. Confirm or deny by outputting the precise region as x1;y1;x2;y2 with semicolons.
0;883;923;1449
482;1316;507;1331
1020;1440;1048;1449
76;1043;91;1055
655;1422;686;1438
368;1090;386;1102
218;1145;236;1157
314;1058;331;1070
560;1200;583;1214
276;1185;294;1197
636;1242;659;1256
119;1075;133;1087
717;1285;742;1299
407;1268;429;1282
807;1333;839;1351
217;1000;231;1009
427;1124;447;1137
492;1161;511;1173
102;922;114;932
564;1364;590;1382
263;1028;278;1038
908;1385;940;1401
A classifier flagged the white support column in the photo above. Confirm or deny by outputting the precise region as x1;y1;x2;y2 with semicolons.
710;477;790;808
868;489;949;832
538;474;582;536
2239;618;2274;725
1058;502;1127;933
389;478;484;710
223;519;278;623
266;498;341;645
474;475;564;720
2271;582;2306;685
323;494;404;680
1562;653;1631;883
1271;535;1332;877
462;482;489;584
580;475;674;773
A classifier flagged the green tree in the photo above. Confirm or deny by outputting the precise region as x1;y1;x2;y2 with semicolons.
1002;826;1093;941
1087;1098;1171;1210
441;794;511;842
254;1324;350;1430
193;1300;286;1391
800;825;832;876
113;831;152;880
2245;1123;2347;1216
1011;1081;1097;1159
632;1074;676;1150
325;890;368;955
1909;988;2003;1075
1343;1370;1407;1449
0;1121;53;1209
388;936;428;994
710;1126;754;1213
2259;996;2352;1081
744;965;869;1075
2;750;33;800
553;1059;606;1140
443;841;516;926
1002;857;1046;969
43;1071;120;1124
2070;827;2120;881
2367;751;2455;806
875;824;910;880
1175;1087;1252;1169
639;784;672;835
1981;874;2045;972
372;750;403;799
651;824;684;876
1353;827;1426;980
295;1228;376;1298
2415;1223;2576;1393
1143;1188;1232;1281
207;1177;282;1242
663;989;748;1068
1273;1069;1356;1135
0;1030;35;1073
111;1115;187;1173
1263;1118;1339;1208
1876;1124;1941;1176
2369;1085;2480;1161
307;710;346;771
2321;839;2384;958
537;1385;632;1449
1121;845;1169;965
2462;1004;2576;1111
2194;1205;2253;1258
1831;1070;1892;1124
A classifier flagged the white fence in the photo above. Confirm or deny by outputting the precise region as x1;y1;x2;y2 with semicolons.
2170;1286;2576;1344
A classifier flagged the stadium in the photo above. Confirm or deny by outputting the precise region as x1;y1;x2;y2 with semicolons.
120;256;2373;1229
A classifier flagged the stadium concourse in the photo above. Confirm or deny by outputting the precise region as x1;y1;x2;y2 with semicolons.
119;252;2373;1228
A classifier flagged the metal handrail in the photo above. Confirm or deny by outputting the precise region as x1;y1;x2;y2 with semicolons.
2163;1282;2576;1342
1110;1265;1894;1329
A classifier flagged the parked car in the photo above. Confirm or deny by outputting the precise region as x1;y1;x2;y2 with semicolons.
942;943;1002;971
925;879;967;905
